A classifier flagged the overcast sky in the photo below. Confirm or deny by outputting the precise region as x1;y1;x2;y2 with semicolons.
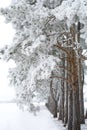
0;0;16;101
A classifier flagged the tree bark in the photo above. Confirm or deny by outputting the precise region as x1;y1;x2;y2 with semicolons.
72;50;81;130
49;72;58;118
64;59;68;126
68;89;73;130
60;53;65;122
78;59;85;124
58;95;62;120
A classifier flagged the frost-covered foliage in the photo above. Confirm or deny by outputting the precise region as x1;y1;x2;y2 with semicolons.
43;0;63;9
51;0;87;44
0;0;62;105
0;0;87;107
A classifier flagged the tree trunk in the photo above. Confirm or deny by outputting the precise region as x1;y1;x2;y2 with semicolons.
58;94;62;120
64;66;68;126
49;73;58;118
64;84;68;126
68;89;73;130
77;21;85;124
78;59;85;124
61;53;65;122
72;50;81;130
53;100;58;118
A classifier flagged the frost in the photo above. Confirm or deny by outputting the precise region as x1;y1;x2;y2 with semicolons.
1;0;87;106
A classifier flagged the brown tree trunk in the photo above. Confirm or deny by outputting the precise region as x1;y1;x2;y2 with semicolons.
78;59;85;124
72;50;81;130
68;89;73;130
64;58;68;126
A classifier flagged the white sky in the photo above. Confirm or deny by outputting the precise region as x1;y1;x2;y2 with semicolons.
0;0;16;101
0;0;12;7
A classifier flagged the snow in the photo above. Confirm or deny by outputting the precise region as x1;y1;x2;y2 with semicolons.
0;103;87;130
0;103;66;130
0;0;12;8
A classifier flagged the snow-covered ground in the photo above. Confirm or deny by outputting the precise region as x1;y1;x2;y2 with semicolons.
0;103;87;130
0;103;66;130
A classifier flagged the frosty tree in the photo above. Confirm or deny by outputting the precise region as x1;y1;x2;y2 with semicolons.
0;0;87;130
0;0;63;105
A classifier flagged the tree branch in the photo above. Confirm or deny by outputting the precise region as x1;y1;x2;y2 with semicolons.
50;76;72;86
54;44;69;55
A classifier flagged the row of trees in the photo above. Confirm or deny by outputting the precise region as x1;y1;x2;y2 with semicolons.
47;23;86;130
0;0;87;130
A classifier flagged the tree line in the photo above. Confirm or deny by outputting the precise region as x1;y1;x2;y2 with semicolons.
0;1;87;130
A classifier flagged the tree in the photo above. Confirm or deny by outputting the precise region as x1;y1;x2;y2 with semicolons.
0;0;62;107
0;0;87;129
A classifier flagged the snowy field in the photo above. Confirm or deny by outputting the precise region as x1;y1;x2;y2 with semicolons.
0;103;87;130
0;103;66;130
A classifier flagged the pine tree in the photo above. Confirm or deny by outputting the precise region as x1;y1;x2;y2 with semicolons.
0;1;87;130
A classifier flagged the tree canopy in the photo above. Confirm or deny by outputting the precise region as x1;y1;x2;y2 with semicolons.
0;0;87;107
